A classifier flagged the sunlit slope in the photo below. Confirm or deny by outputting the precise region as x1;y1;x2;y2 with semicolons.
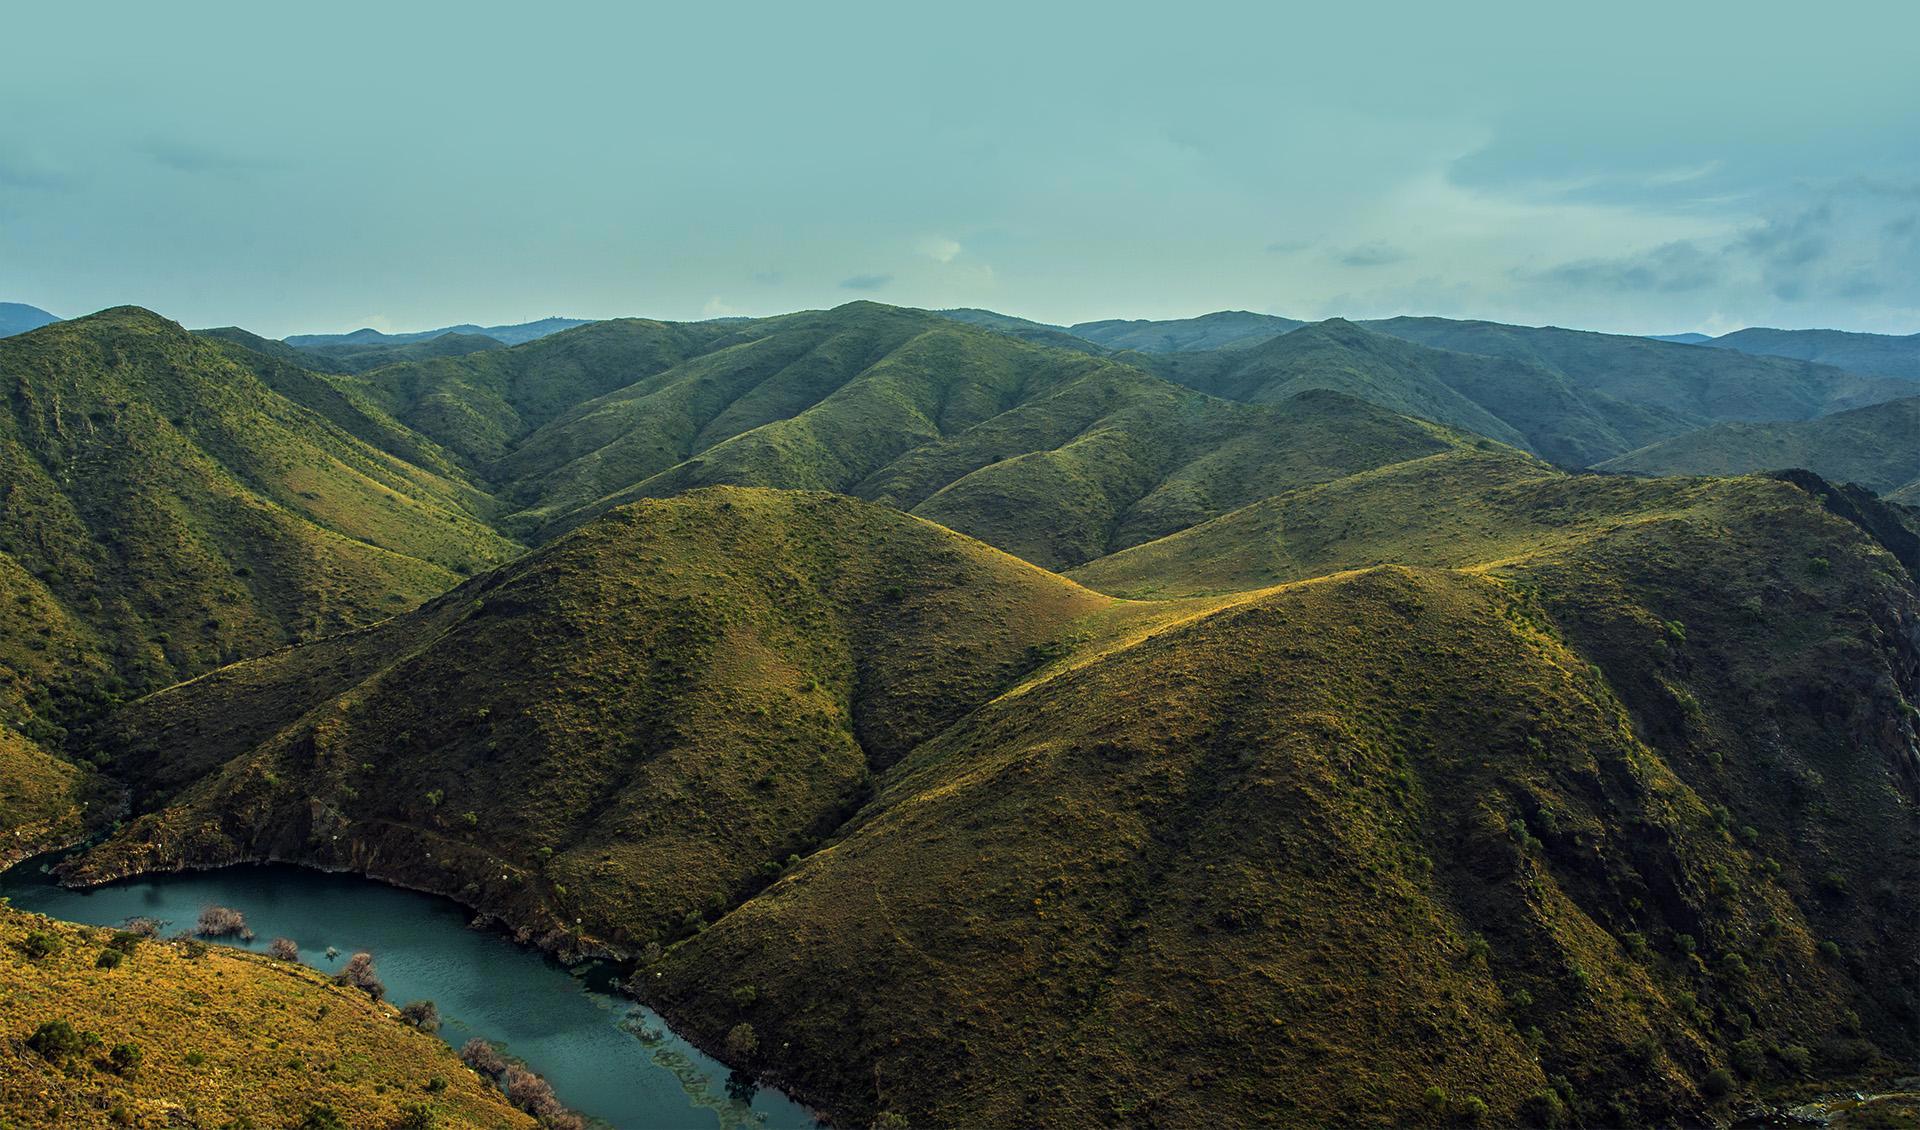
0;309;519;724
0;907;534;1129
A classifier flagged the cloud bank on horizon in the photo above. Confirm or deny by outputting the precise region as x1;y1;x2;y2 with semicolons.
1;0;1915;337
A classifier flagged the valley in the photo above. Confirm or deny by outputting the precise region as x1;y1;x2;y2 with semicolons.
1;301;1916;1128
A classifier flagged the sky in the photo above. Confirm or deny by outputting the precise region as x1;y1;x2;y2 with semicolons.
2;1;1918;338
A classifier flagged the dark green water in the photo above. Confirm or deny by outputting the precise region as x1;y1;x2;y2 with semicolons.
0;857;818;1130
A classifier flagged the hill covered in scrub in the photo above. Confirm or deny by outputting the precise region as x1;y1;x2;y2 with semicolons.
0;309;520;744
1599;396;1920;502
61;471;1920;1127
0;906;533;1129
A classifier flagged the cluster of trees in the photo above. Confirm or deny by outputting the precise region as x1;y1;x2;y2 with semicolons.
460;1038;582;1129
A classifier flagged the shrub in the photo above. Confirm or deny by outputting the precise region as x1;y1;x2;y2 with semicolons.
1702;1067;1734;1098
107;1042;142;1076
391;1102;437;1130
399;1000;441;1033
268;937;300;962
95;948;124;969
106;931;144;955
335;951;386;1000
196;905;254;940
503;1063;568;1119
1780;1044;1812;1076
121;917;162;938
21;931;62;960
1817;939;1843;963
26;1019;94;1062
724;1021;759;1061
297;1106;348;1130
1731;1037;1766;1078
460;1038;507;1077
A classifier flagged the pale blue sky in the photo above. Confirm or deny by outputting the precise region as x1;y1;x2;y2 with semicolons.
3;1;1917;336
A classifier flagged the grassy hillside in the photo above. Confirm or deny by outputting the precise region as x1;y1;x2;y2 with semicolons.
59;476;1920;1127
347;317;742;465
487;306;1467;567
0;906;534;1129
1600;396;1920;498
1365;316;1918;423
1068;310;1304;351
0;728;106;869
69;489;1128;948
0;308;519;740
1706;327;1920;381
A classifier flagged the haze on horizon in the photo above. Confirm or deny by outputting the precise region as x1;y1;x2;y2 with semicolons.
2;0;1917;339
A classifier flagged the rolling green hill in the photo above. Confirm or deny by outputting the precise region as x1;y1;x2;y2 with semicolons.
342;317;743;465
1704;327;1920;381
0;308;520;742
60;476;1920;1128
1600;396;1920;500
476;304;1468;566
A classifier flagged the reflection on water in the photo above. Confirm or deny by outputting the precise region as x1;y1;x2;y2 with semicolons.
0;858;817;1130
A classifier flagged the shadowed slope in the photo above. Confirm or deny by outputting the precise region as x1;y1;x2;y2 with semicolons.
1600;396;1920;500
1365;316;1917;423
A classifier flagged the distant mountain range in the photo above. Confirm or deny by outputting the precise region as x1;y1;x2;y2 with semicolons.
0;303;60;337
284;315;590;348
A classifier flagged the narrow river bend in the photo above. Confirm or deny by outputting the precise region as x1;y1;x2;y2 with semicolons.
0;858;819;1130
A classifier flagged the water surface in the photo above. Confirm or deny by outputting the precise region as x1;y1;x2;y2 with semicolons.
0;858;817;1130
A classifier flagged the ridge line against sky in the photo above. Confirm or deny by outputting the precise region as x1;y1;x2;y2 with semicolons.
2;0;1916;339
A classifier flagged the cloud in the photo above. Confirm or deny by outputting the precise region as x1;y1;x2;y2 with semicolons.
918;236;962;263
1335;242;1410;268
752;269;784;286
1525;240;1721;293
839;273;893;291
141;139;272;175
0;151;72;190
702;296;744;318
1514;182;1920;312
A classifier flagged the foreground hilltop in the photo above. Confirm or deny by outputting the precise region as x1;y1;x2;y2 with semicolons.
65;470;1920;1127
0;906;532;1128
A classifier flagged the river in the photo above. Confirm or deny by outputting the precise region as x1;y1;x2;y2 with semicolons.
0;856;819;1130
